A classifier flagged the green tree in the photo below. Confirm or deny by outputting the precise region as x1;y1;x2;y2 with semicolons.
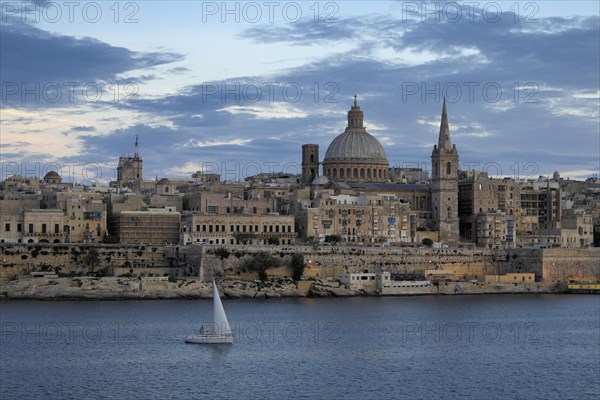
242;252;280;281
84;247;101;274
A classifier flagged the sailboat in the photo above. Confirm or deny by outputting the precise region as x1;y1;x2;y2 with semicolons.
185;279;234;344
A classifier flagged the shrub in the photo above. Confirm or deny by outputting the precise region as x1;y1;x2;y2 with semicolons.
422;238;434;246
168;275;177;283
214;247;230;259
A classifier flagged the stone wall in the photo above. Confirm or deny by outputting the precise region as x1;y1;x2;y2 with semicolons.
2;243;598;284
199;245;497;281
0;243;174;281
541;248;600;282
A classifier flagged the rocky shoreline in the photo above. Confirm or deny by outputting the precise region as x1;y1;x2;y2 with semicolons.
0;276;565;301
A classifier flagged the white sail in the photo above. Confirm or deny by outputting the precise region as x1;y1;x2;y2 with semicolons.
212;279;232;335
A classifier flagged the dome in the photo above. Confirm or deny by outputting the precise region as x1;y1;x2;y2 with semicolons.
43;171;62;184
157;178;170;185
324;130;388;164
322;96;389;183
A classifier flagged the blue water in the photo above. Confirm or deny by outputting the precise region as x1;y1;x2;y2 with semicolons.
1;295;599;399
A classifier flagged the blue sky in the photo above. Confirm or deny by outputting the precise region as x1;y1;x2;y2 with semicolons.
1;0;599;184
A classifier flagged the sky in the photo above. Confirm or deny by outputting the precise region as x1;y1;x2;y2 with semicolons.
1;0;599;184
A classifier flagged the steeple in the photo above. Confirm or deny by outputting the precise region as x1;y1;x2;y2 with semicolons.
347;95;364;129
134;134;140;159
438;97;452;151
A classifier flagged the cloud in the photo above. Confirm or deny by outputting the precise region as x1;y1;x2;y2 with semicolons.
0;16;183;108
3;7;599;182
71;126;96;132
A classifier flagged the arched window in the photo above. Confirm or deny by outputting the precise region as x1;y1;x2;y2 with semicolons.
340;168;344;178
310;154;314;163
433;162;438;178
367;169;371;178
360;169;365;178
353;168;358;178
446;162;451;175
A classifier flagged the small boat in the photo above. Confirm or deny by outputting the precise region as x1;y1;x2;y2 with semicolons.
185;279;234;344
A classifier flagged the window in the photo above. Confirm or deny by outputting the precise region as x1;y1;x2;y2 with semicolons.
42;224;47;234
17;224;22;232
4;223;9;232
196;224;200;232
55;224;60;234
446;162;451;175
206;205;219;214
209;225;213;233
202;225;206;232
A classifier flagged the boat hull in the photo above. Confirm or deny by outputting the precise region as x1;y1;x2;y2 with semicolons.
185;334;234;344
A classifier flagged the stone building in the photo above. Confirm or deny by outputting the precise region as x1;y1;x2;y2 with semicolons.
298;192;414;243
22;209;65;243
112;210;181;244
475;212;516;248
112;135;143;188
0;199;40;243
180;214;295;245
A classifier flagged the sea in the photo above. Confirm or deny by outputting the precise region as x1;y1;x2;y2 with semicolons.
1;294;599;400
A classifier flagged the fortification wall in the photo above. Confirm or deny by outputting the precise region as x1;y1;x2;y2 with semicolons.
2;243;598;284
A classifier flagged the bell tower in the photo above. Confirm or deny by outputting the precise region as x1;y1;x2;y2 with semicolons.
301;144;319;186
431;98;460;243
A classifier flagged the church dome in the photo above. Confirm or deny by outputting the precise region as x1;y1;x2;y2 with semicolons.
324;130;388;164
322;96;389;183
43;170;62;184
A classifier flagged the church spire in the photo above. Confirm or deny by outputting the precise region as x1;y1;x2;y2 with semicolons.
438;97;452;151
134;134;140;159
348;95;364;129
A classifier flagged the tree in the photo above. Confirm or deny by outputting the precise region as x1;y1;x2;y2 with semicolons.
242;252;280;281
267;236;280;245
422;238;434;247
84;247;101;274
290;253;305;281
